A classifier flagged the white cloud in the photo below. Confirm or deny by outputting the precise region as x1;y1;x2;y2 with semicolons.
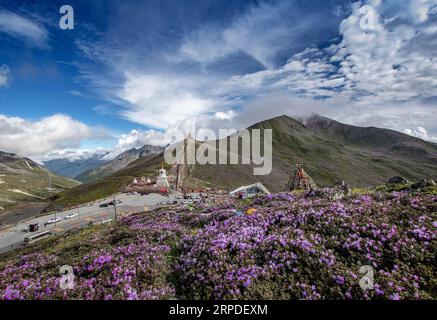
102;129;168;160
404;127;437;142
329;0;437;105
118;73;217;129
225;49;341;99
40;148;110;162
225;0;437;106
68;90;85;97
215;110;236;120
0;9;49;48
0;114;105;158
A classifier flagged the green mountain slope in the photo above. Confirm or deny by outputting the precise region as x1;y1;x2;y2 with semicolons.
0;152;80;211
190;115;437;191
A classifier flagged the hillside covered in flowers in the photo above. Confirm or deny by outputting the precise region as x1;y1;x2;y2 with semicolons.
1;189;436;300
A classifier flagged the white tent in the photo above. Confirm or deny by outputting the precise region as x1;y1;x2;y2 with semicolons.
229;182;270;198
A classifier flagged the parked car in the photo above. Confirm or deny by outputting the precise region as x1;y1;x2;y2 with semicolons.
100;200;118;208
64;213;78;220
160;201;167;205
46;217;61;225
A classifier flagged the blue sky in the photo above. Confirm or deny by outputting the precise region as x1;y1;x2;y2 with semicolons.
0;0;436;160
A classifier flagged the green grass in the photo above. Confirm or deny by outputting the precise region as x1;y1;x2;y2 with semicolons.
423;185;437;195
45;176;132;211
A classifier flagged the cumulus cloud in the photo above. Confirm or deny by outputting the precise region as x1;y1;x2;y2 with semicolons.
404;127;437;142
330;0;437;105
40;148;111;162
225;0;437;107
0;114;106;158
0;65;10;86
119;73;218;129
0;9;49;48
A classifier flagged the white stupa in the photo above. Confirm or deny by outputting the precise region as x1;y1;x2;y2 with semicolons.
155;163;169;188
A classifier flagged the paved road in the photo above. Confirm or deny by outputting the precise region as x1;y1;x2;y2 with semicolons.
0;192;182;255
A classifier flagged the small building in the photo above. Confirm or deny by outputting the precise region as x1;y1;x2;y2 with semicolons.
229;182;270;199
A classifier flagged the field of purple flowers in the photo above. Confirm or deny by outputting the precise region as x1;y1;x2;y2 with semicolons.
1;190;436;300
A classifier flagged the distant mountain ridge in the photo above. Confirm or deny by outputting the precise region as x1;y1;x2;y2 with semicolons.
43;154;108;179
0;151;80;210
303;114;437;153
76;144;164;182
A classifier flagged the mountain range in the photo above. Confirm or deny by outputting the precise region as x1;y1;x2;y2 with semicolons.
75;144;164;183
43;145;164;182
43;154;108;179
47;114;437;210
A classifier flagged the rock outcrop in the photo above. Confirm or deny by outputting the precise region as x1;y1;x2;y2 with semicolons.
332;181;352;200
411;179;436;190
388;176;409;184
286;164;316;191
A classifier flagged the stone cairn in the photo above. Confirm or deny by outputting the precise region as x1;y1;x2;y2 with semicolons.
286;163;315;191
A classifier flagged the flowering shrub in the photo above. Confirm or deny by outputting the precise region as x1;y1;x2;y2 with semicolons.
176;191;436;299
0;191;436;300
0;212;181;300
